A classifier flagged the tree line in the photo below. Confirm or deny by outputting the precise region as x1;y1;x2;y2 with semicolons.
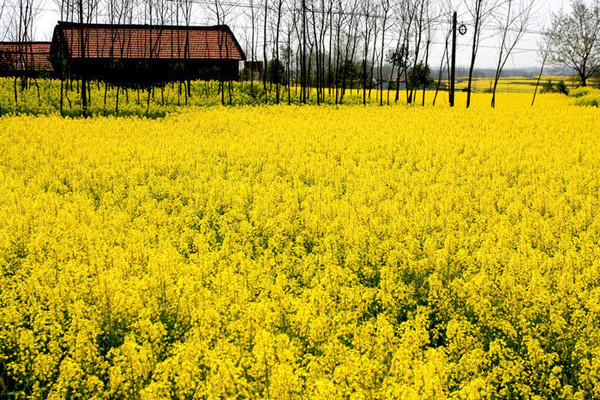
0;0;599;114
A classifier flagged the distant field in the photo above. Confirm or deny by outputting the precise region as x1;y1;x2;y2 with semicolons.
444;76;599;94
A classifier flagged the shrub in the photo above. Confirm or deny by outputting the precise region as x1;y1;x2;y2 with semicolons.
540;80;554;94
556;80;569;95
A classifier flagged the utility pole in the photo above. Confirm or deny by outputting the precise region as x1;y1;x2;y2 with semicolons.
450;11;456;107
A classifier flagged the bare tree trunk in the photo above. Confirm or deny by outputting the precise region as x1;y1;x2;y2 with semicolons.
409;0;425;104
532;35;552;106
302;0;307;104
328;6;333;99
310;3;320;104
248;0;257;97
79;0;88;117
60;77;65;115
465;0;499;108
362;3;371;106
422;39;430;106
115;84;119;114
104;81;108;115
146;87;151;115
379;0;389;106
433;31;450;106
492;0;532;108
275;0;283;104
14;77;18;105
263;0;269;103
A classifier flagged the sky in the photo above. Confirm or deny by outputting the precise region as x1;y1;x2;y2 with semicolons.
10;0;572;70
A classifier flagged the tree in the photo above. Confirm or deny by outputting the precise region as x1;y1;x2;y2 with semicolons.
547;0;600;87
490;0;533;107
407;0;426;104
72;0;99;117
178;0;195;103
274;0;284;103
396;0;416;104
0;1;7;40
105;0;134;114
378;0;390;106
556;80;569;94
263;0;270;103
0;0;6;115
540;79;554;93
407;62;432;89
540;79;569;94
208;0;236;105
54;0;73;115
388;43;410;102
387;46;410;78
532;25;556;106
266;58;287;85
465;0;502;108
433;3;452;106
419;0;433;106
77;0;87;116
360;0;374;105
9;0;41;106
242;0;257;96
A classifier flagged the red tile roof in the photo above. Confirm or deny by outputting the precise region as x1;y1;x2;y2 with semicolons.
55;22;245;61
0;42;53;72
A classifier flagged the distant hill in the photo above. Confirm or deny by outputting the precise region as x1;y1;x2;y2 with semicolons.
440;66;577;79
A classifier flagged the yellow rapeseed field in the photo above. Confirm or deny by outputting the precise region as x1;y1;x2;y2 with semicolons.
1;93;600;399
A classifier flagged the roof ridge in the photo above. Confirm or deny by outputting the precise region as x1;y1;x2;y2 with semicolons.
57;21;232;31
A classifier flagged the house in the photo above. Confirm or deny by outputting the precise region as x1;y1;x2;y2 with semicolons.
50;22;246;85
0;42;53;77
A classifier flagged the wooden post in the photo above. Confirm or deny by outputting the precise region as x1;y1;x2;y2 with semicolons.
450;11;457;107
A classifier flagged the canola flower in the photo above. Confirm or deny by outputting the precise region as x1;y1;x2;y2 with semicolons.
1;93;600;399
569;87;600;107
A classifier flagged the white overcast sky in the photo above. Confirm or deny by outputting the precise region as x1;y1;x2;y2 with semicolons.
13;0;573;69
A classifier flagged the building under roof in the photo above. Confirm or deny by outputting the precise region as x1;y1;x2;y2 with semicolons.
0;42;53;77
50;22;246;84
